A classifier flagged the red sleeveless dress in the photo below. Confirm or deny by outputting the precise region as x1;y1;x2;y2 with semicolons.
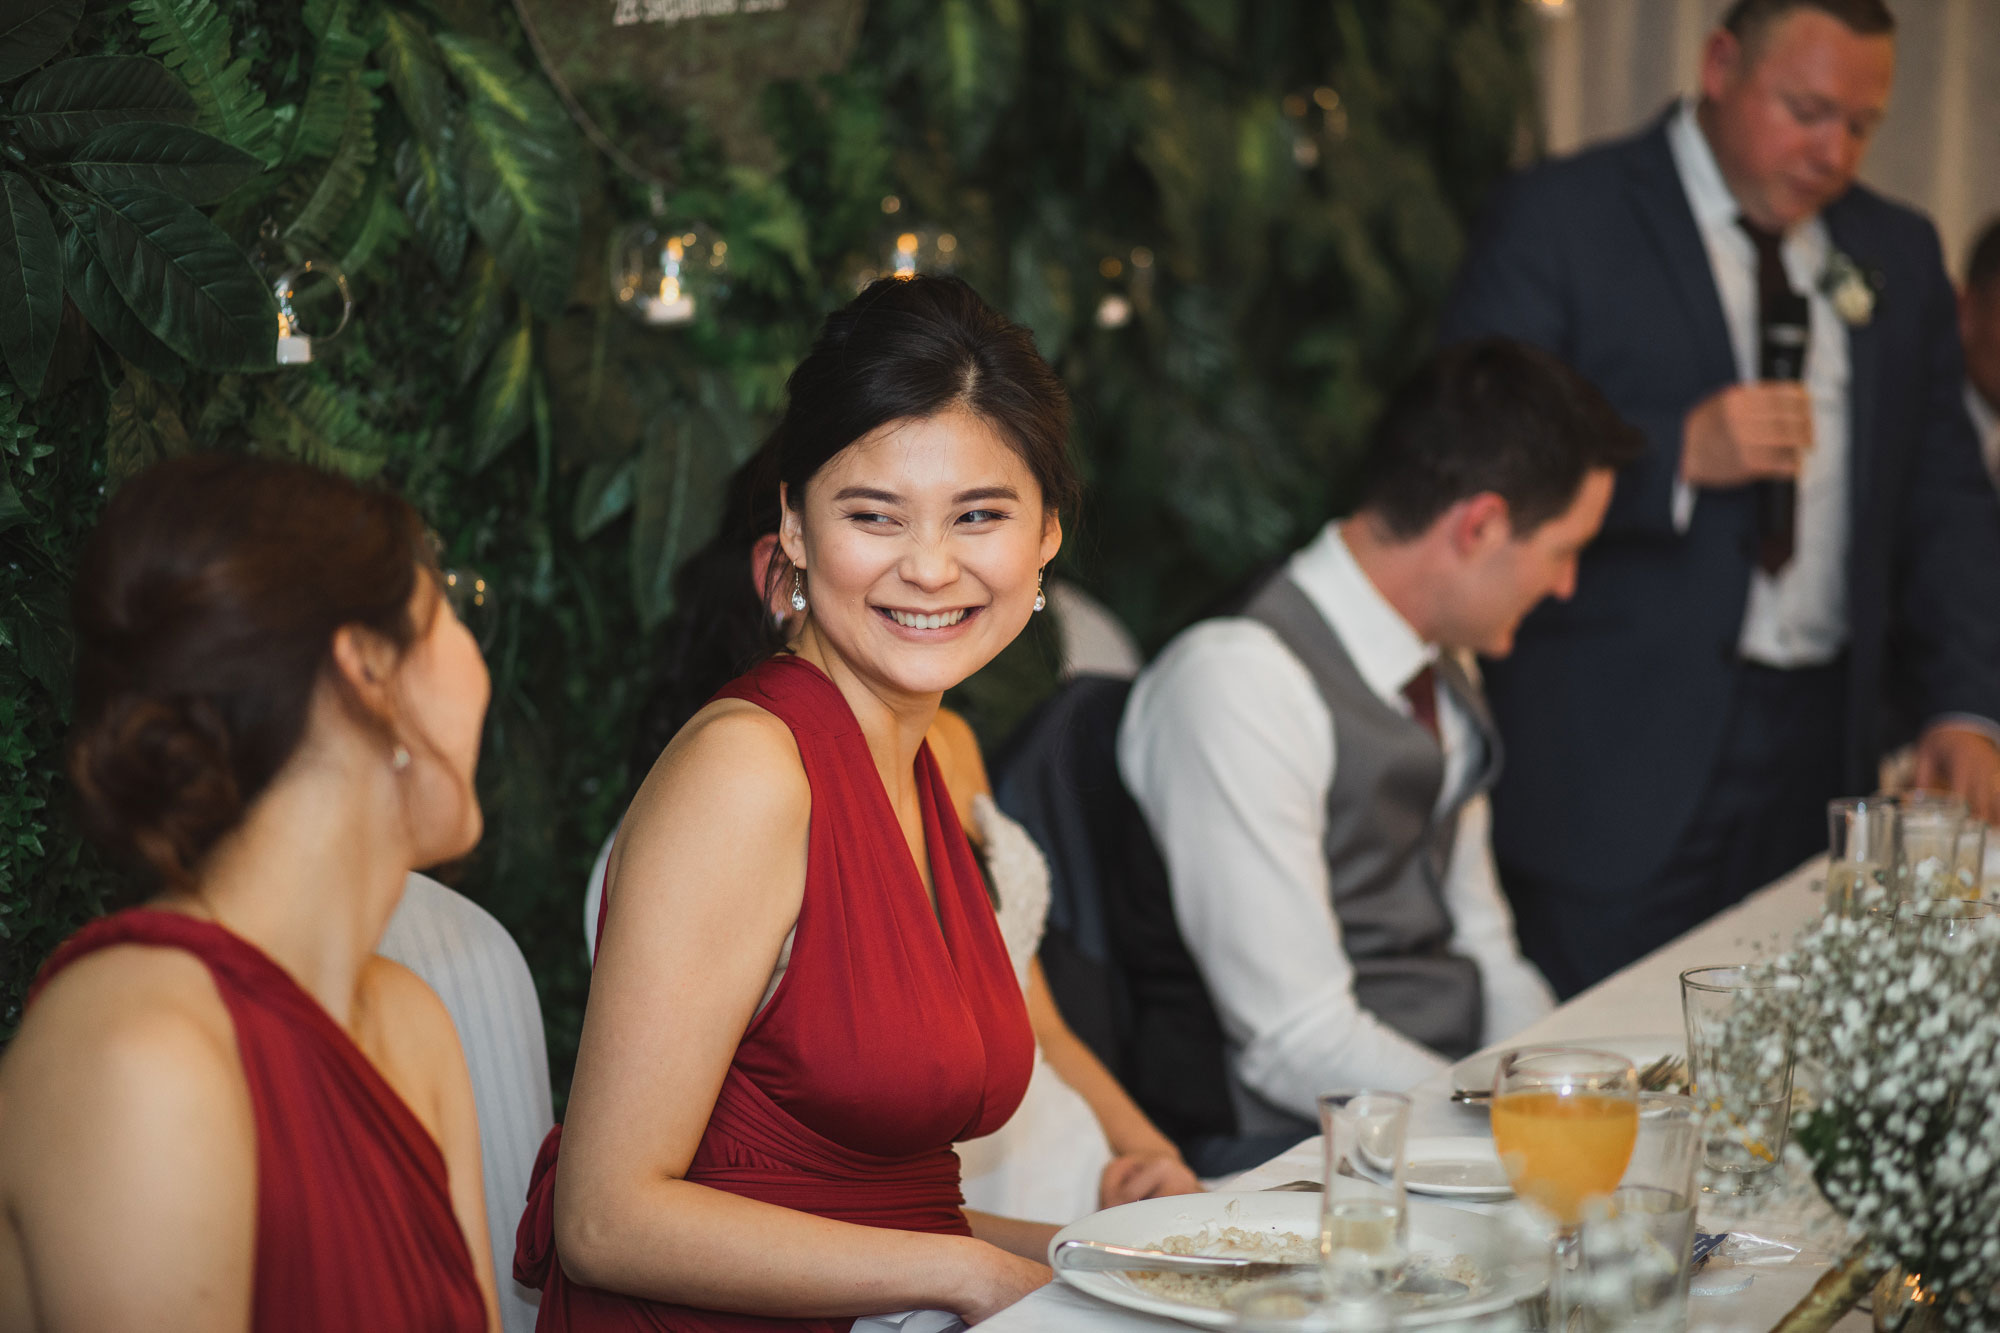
28;909;487;1331
515;655;1035;1331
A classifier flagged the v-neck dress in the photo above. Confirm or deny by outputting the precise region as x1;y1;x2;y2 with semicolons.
516;654;1035;1331
28;910;487;1331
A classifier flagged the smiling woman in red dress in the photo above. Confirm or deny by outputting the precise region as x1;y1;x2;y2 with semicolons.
0;456;498;1332
514;276;1079;1330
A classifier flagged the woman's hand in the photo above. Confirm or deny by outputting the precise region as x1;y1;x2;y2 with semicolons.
1098;1152;1204;1208
948;1240;1051;1324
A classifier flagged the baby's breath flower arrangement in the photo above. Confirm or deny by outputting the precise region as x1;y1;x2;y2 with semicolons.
1711;898;2000;1332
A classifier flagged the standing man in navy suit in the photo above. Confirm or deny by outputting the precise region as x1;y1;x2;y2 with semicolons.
1441;0;2000;997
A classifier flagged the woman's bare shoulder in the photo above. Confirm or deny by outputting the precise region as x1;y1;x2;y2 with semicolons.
629;696;809;829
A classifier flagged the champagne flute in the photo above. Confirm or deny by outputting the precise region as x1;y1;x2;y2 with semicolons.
1491;1047;1640;1328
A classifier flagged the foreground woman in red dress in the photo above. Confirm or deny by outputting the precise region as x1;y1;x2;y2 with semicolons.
0;456;499;1332
516;276;1076;1330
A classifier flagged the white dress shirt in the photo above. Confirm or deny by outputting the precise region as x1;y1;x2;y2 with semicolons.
1117;523;1556;1126
1666;101;1852;668
1967;382;2000;490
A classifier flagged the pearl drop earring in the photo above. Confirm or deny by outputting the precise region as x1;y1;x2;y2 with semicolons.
391;745;412;771
1033;571;1046;613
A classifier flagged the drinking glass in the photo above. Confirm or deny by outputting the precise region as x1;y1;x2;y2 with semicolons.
1896;896;2000;944
1951;821;1987;898
1680;965;1796;1194
1491;1047;1639;1330
1228;1273;1396;1332
1317;1091;1410;1292
1897;797;1965;900
1827;796;1897;915
1576;1093;1702;1331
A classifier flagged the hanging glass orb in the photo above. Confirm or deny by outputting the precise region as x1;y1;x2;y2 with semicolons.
846;225;959;291
271;259;352;365
609;221;727;327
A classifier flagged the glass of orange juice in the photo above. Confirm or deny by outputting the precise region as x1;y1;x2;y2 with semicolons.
1491;1046;1640;1328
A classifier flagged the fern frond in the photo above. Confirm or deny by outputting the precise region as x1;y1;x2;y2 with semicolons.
338;179;410;277
285;76;377;253
249;371;389;479
286;0;371;164
128;0;280;167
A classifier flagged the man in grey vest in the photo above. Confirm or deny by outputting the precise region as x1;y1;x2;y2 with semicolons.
1118;339;1645;1155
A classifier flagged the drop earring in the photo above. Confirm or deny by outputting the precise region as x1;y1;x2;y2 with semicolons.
1033;570;1046;613
391;744;412;771
790;568;807;613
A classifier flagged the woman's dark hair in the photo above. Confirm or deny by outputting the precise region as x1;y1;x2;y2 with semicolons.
629;275;1078;779
69;453;432;892
769;275;1078;591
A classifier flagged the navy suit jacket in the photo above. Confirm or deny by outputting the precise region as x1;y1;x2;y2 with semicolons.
1440;112;2000;896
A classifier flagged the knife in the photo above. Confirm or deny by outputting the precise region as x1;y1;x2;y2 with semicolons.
1051;1239;1317;1278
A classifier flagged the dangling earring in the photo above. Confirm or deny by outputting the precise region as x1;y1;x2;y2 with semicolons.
1033;570;1046;613
391;744;412;772
790;568;807;613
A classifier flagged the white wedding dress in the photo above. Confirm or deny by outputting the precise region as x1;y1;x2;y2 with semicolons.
953;794;1116;1227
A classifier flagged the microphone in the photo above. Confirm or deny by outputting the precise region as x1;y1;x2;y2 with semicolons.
1756;287;1809;562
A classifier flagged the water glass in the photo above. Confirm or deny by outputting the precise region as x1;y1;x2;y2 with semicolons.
1951;821;1987;898
1317;1091;1410;1290
1576;1094;1702;1331
1895;896;2000;944
1827;797;1897;915
1897;797;1965;899
1680;966;1796;1194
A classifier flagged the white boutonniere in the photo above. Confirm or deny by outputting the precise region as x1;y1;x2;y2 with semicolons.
1819;248;1880;326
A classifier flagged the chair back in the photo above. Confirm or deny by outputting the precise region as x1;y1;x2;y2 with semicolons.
379;873;553;1333
990;675;1237;1147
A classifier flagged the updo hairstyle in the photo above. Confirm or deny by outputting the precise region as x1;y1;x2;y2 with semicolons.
767;275;1080;601
68;454;434;892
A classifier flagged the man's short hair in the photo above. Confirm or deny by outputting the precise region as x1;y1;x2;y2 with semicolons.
1355;338;1645;541
1720;0;1895;50
1968;216;2000;297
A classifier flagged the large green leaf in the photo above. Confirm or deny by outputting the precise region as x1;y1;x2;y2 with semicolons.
394;130;464;278
451;246;508;387
377;8;451;149
468;313;531;471
437;34;579;321
56;206;181;377
0;174;62;394
66;122;261;203
88;187;274;371
0;0;83;83
128;0;279;166
572;456;634;541
104;365;192;484
9;55;194;155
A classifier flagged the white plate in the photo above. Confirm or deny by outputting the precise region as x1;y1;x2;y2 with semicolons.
1449;1033;1686;1099
1048;1191;1547;1328
1402;1135;1513;1200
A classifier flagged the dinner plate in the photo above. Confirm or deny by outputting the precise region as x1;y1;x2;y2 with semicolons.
1048;1191;1547;1328
1401;1135;1513;1200
1449;1033;1686;1101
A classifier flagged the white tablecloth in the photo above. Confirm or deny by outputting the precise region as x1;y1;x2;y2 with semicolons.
983;857;1871;1331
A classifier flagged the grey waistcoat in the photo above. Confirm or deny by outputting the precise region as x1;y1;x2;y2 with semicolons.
1243;573;1502;1063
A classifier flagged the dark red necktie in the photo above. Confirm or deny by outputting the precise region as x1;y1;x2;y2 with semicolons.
1403;663;1440;743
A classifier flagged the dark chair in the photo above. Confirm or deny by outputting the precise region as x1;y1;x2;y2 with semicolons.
990;675;1238;1152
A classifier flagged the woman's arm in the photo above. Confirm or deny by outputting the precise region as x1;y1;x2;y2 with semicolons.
555;701;1046;1323
0;948;258;1332
1025;961;1204;1205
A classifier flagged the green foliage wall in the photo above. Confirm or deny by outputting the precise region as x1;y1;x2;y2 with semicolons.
0;0;1535;1096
